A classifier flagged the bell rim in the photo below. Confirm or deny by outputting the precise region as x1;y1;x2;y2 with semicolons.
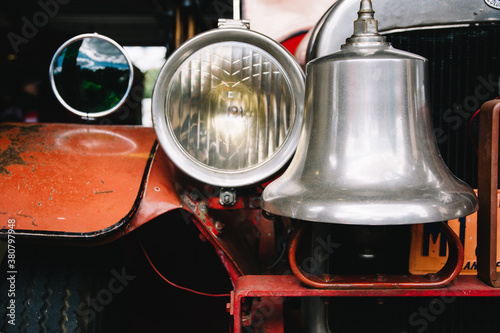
262;183;478;225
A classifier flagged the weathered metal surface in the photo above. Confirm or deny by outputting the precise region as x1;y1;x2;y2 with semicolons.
188;214;243;286
0;123;157;239
207;196;261;210
126;147;182;233
477;99;500;287
180;188;261;276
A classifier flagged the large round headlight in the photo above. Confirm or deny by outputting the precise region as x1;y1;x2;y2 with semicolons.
153;23;305;187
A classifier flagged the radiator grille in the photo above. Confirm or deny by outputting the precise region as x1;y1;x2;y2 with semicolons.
386;25;500;188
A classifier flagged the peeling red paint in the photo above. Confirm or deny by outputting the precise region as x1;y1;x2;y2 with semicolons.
0;123;160;237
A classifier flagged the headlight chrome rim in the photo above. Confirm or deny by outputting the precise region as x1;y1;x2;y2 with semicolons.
152;27;305;187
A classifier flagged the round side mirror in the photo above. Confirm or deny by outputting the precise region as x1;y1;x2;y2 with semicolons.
49;33;134;118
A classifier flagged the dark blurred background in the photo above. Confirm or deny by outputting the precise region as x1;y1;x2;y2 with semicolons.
0;0;234;124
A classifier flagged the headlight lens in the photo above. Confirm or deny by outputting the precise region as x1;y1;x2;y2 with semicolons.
153;28;304;187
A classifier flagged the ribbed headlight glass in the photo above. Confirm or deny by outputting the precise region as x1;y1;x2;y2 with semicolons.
167;42;295;171
153;27;304;187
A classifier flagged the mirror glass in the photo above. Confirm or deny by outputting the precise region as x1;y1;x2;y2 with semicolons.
50;34;133;118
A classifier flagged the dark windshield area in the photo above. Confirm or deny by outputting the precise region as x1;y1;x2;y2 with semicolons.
0;0;231;124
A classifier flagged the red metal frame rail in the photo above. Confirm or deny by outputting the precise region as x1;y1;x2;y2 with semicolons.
231;275;500;333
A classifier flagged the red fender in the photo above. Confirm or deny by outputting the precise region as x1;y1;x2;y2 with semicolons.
0;123;182;242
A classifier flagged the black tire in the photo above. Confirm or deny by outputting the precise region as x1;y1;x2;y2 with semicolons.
0;240;131;333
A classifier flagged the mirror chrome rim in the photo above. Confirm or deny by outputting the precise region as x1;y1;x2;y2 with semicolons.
152;27;305;187
49;33;134;118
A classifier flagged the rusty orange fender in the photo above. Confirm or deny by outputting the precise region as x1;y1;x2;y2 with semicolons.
0;123;182;241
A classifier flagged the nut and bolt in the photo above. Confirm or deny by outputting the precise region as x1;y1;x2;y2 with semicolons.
219;188;236;206
241;311;251;322
322;274;333;283
426;273;438;281
215;221;225;232
222;194;233;204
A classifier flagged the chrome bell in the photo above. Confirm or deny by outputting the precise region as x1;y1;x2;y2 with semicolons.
262;0;478;225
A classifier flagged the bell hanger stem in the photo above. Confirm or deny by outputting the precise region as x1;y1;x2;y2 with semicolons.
218;0;249;29
358;0;375;19
233;0;240;20
346;0;386;44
